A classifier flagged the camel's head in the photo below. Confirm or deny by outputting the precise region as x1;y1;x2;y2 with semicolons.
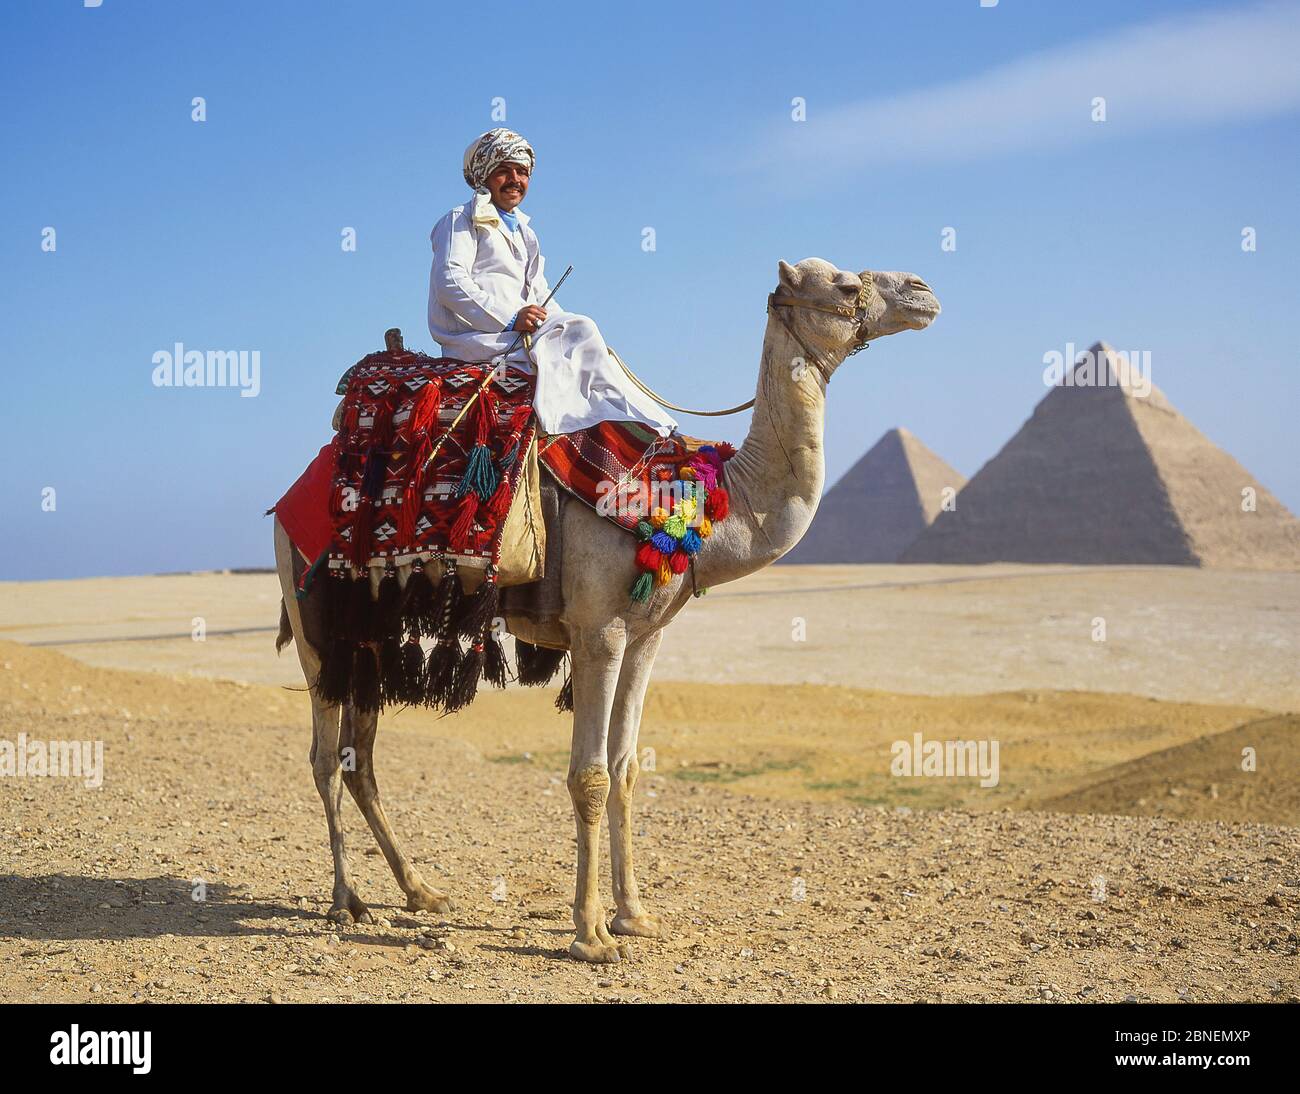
772;259;940;370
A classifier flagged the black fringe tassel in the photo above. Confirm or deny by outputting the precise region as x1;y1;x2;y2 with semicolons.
515;640;568;686
399;638;426;705
403;561;438;637
433;562;463;629
446;641;485;713
554;668;573;712
375;565;403;637
352;646;382;712
424;638;461;709
378;634;405;706
456;578;500;641
318;637;354;704
482;633;509;689
346;574;374;642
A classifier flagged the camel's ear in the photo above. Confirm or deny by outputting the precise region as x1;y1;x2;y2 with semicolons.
778;259;800;288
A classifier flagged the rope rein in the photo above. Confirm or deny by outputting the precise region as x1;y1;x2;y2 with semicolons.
606;274;873;418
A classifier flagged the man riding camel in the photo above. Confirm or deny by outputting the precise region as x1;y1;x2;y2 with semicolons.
428;127;679;439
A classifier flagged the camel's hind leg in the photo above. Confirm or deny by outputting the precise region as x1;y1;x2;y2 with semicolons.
340;704;453;915
274;518;370;926
309;693;372;926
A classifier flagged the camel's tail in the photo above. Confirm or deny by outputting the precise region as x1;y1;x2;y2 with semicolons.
275;599;294;654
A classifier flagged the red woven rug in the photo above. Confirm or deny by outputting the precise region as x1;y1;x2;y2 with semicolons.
328;350;537;575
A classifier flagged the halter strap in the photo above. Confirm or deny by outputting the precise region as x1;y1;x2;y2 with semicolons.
766;294;838;386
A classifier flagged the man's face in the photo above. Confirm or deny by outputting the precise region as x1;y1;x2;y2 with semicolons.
486;161;530;211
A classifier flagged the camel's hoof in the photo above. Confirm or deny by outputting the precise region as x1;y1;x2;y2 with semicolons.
569;939;626;964
327;893;372;926
406;888;455;915
610;912;665;939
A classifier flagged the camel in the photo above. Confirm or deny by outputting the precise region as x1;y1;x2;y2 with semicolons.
273;257;940;962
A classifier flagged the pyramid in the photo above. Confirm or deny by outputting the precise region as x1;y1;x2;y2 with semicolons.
901;342;1300;569
783;428;967;563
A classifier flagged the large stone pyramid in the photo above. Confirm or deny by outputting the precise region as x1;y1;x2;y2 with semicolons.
783;428;966;563
902;342;1300;568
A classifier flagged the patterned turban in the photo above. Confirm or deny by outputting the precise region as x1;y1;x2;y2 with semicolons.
462;128;535;191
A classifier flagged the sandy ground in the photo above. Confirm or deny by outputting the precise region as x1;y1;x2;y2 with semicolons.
1;564;1296;1003
1;643;1296;1004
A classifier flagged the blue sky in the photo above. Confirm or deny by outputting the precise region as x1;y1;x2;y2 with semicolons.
2;0;1298;578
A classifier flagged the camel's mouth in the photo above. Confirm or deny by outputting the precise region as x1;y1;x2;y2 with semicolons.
903;296;941;330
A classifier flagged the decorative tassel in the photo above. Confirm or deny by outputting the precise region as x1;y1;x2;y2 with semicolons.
669;550;689;574
454;382;500;502
445;641;485;713
322;569;350;639
630;571;654;602
457;577;500;641
350;498;376;569
449;493;479;551
407;379;443;442
317;636;354;703
352;646;381;712
486;474;513;521
482;633;509;688
402;561;438;638
400;637;426;705
360;449;389;501
705;487;730;520
455;443;498;502
514;640;567;686
650;530;676;555
554;670;573;713
375;564;402;638
656;557;673;586
432;560;463;628
346;574;374;642
424;637;461;709
635;542;663;571
379;634;405;705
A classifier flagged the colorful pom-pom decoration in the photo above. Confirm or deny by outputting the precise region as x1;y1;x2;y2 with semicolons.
627;443;735;600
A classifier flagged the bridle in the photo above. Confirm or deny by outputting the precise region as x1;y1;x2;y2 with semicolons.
766;270;875;387
601;270;876;423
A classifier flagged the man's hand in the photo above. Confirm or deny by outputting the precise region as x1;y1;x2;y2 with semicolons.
512;305;547;334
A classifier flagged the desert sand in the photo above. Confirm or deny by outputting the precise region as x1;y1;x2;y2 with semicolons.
0;564;1296;1003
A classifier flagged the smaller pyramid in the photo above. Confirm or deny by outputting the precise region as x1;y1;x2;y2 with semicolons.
784;428;967;563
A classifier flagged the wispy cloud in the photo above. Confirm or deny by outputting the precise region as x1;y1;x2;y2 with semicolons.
741;0;1300;175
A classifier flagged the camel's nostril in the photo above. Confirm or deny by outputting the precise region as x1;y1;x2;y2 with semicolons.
907;277;932;294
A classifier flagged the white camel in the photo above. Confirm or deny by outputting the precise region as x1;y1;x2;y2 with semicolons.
274;257;940;962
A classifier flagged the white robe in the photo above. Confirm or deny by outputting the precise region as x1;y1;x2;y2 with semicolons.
427;193;678;438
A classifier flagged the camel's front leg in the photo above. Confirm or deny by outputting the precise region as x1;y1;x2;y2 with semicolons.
607;629;665;939
566;625;630;964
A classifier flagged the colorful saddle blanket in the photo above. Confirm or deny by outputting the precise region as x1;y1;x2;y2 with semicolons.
538;421;735;601
325;349;537;576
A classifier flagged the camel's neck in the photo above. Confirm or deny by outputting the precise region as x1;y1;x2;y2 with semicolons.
699;320;829;587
